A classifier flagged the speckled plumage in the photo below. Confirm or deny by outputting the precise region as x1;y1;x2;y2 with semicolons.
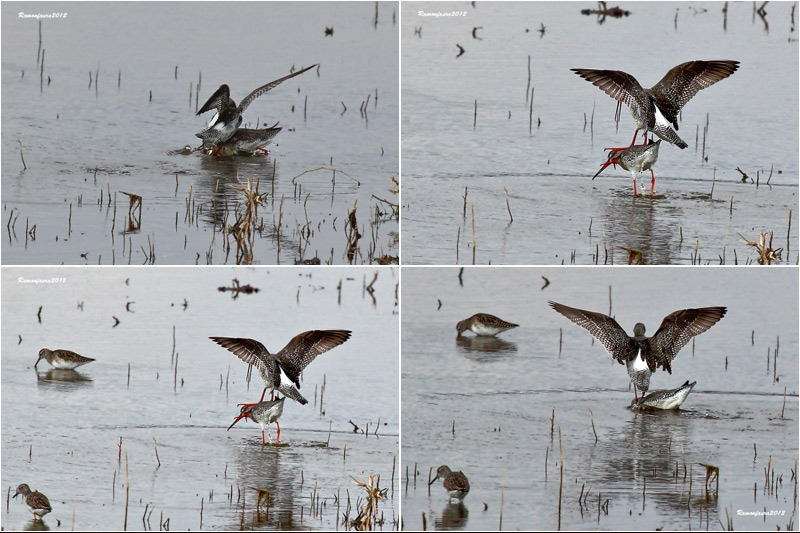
196;64;316;147
430;465;470;501
594;140;661;196
572;60;739;149
210;330;351;405
631;380;697;410
228;397;285;444
35;348;95;370
206;126;282;157
548;301;726;398
13;484;52;521
456;313;518;337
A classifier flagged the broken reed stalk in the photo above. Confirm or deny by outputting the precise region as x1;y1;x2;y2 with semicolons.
558;328;562;357
18;140;26;170
781;387;786;418
427;467;433;496
545;446;548;479
504;186;513;223
558;426;564;531
529;87;534;134
788;210;792;255
124;452;130;531
456;226;460;263
710;167;716;198
291;166;360;186
526;55;531;103
471;205;476;265
500;471;505;530
473;99;477;130
589;409;598;443
153;437;161;467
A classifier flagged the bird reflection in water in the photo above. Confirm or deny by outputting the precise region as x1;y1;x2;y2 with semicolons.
455;335;518;362
36;368;92;386
435;501;469;530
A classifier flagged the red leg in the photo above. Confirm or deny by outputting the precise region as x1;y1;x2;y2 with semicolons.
633;178;638;197
604;129;640;157
256;147;270;155
650;169;656;195
276;422;281;444
262;430;266;446
237;388;268;409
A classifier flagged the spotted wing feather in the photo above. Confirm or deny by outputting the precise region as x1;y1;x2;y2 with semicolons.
236;64;318;115
209;337;278;387
571;69;649;112
53;349;94;363
197;84;232;116
647;307;727;372
274;329;352;386
548;301;637;365
28;491;52;512
649;60;739;128
445;471;470;493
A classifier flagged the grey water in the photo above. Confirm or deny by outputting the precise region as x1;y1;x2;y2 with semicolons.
401;1;798;265
1;266;399;530
2;2;399;265
401;267;798;530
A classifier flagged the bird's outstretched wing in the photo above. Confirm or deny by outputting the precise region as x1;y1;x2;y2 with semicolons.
548;301;637;365
236;64;318;114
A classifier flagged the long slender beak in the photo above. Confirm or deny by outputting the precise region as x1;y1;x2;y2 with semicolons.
592;158;618;180
227;413;248;431
429;474;440;486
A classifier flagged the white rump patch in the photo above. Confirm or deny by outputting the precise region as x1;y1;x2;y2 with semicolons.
208;111;220;128
632;351;649;372
653;105;671;129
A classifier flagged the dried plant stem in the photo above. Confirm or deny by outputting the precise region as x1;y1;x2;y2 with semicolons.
18;140;26;170
504;186;513;223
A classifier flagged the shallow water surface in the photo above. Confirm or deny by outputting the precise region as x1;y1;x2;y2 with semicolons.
2;266;399;530
2;2;399;265
401;267;798;530
402;1;798;265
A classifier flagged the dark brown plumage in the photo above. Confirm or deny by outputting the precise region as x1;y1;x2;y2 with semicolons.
210;330;351;405
572;60;739;149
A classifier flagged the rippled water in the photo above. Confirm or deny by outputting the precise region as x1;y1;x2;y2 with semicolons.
2;266;399;530
401;267;798;530
2;1;399;265
401;1;798;265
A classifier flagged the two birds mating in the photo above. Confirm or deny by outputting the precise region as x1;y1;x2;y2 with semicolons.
195;64;317;155
211;329;351;444
573;60;739;195
549;301;726;401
